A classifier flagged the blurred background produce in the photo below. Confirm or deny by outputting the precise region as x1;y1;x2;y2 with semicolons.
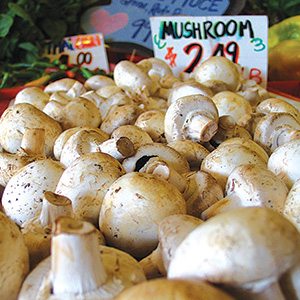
1;0;300;87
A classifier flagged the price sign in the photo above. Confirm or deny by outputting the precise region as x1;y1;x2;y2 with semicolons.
81;0;230;49
150;16;268;87
45;33;109;72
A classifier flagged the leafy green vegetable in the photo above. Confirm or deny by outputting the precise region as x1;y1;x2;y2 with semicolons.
0;0;105;87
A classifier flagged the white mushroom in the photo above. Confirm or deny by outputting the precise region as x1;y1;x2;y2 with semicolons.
202;164;289;219
100;104;142;135
165;95;219;143
0;103;62;156
184;171;224;217
254;112;300;153
0;211;29;300
82;84;135;120
167;81;213;106
43;97;101;130
114;60;159;96
111;125;153;148
193;56;241;92
256;98;300;123
212;91;253;127
168;140;209;171
210;115;251;147
59;128;109;167
115;278;234;300
99;125;152;161
140;214;202;278
135;110;166;143
2;158;64;225
99;172;186;258
66;81;87;98
43;78;77;93
0;128;45;186
268;139;300;189
15;87;50;110
168;207;300;299
201;142;267;190
19;217;146;300
283;178;300;231
84;75;115;90
122;143;190;174
21;191;74;269
55;152;125;225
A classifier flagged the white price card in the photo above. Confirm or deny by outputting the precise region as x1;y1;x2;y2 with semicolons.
45;33;109;72
150;15;268;87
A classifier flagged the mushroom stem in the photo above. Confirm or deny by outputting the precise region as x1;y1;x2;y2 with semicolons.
39;192;73;227
20;128;45;156
274;127;300;148
183;112;218;142
99;137;136;161
51;217;107;295
141;159;187;194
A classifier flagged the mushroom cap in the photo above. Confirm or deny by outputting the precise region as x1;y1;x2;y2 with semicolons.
168;140;209;171
225;164;288;212
53;127;109;160
184;171;224;216
2;159;64;225
19;245;146;300
168;207;300;290
201;143;267;190
59;128;109;167
268;139;300;188
84;75;115;90
112;125;153;149
256;98;300;123
122;143;190;174
114;60;159;96
254;112;300;153
219;137;269;162
115;279;234;300
137;57;172;79
158;214;203;272
15;87;50;110
135;110;166;143
100;104;142;135
44;78;77;94
0;103;62;156
193;56;241;91
56;152;125;225
212;91;252;127
167;81;213;106
99;172;186;258
0;212;29;300
164;94;219;143
43;97;102;130
283;179;300;231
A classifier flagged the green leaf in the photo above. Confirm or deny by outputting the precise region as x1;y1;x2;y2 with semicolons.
18;42;39;54
8;3;33;24
0;14;14;37
42;19;67;43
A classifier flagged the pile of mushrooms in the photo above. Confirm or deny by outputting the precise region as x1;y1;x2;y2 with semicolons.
0;55;300;299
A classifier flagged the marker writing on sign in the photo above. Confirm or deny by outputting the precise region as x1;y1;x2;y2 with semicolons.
159;19;255;40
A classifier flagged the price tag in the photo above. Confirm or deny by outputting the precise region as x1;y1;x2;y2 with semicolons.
81;0;230;49
150;16;268;87
45;33;109;72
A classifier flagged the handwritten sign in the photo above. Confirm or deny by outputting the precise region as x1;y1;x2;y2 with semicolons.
81;0;230;49
45;33;109;72
150;16;268;86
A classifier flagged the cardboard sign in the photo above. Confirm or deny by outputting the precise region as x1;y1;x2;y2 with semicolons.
81;0;230;49
45;33;109;72
150;15;268;86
